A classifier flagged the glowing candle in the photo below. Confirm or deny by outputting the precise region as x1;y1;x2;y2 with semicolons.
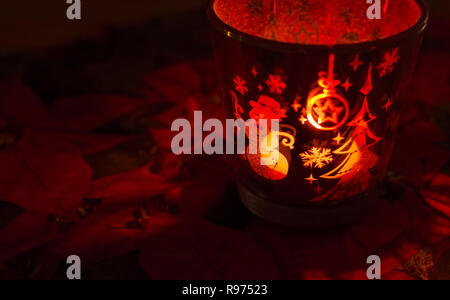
207;0;429;228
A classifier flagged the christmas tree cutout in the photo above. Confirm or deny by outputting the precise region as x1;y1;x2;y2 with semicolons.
347;96;381;148
320;65;381;180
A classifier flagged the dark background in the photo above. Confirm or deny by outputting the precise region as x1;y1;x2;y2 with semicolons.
0;0;448;100
0;0;449;280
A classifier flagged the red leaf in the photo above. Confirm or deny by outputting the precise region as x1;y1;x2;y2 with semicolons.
44;95;154;131
0;131;92;217
51;208;178;264
248;221;346;280
139;220;279;280
245;220;295;266
409;50;450;107
381;270;415;280
390;120;449;188
45;132;131;156
149;128;177;151
0;79;47;126
86;165;176;202
0;212;62;262
421;173;450;218
175;160;233;217
346;198;408;250
287;232;345;280
405;190;450;244
154;104;187;127
144;63;202;104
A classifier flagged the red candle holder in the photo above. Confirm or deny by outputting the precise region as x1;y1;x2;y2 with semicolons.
207;0;429;228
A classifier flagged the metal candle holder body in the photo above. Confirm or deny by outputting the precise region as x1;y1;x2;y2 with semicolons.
207;0;429;228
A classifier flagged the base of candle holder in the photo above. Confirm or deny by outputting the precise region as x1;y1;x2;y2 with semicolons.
237;183;377;229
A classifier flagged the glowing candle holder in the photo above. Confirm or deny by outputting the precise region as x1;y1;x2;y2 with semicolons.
207;0;429;228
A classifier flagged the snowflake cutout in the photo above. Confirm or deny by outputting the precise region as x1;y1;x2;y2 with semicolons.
233;76;248;95
265;74;286;94
300;147;334;169
377;48;400;78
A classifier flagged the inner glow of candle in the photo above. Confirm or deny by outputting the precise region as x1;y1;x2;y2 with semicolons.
213;0;421;45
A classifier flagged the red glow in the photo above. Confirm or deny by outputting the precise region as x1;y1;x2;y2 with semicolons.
214;0;422;45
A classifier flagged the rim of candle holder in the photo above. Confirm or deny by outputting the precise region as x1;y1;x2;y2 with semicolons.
207;0;429;53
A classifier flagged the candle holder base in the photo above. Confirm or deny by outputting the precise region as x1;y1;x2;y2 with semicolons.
237;183;376;229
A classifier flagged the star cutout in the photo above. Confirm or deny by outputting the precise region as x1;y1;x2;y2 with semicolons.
251;66;258;78
299;115;308;125
313;99;344;125
341;78;353;92
305;174;317;184
258;84;263;91
291;96;302;112
349;55;363;72
333;132;345;145
382;98;394;111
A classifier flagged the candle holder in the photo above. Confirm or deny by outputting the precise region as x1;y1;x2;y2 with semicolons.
207;0;429;228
